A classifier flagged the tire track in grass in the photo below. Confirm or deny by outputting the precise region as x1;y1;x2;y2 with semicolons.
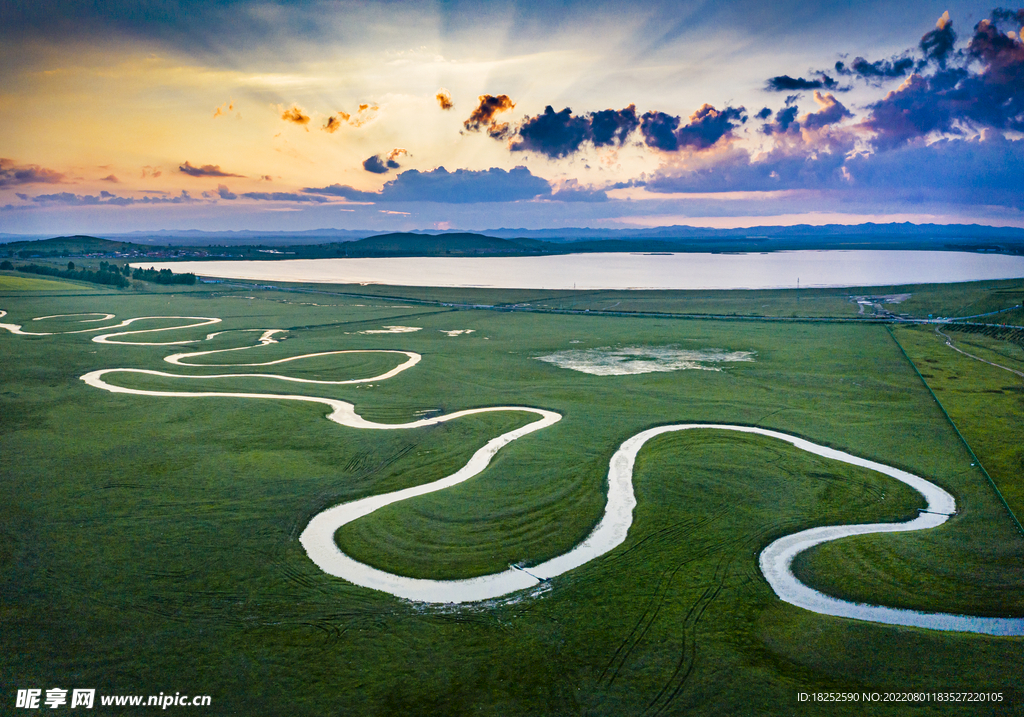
646;559;729;716
601;563;680;686
603;522;737;692
936;326;1024;378
650;547;740;715
887;325;1024;539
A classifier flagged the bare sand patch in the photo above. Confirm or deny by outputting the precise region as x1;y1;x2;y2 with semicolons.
440;329;475;337
536;346;755;375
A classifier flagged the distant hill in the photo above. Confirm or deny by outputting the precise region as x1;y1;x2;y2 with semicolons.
339;232;547;256
106;227;377;246
2;222;1024;247
480;222;1024;242
1;235;148;257
2;224;1023;259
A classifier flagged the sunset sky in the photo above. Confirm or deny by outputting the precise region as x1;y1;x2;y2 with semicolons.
2;1;1022;234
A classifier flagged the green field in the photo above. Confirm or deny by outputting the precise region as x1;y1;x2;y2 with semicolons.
213;275;1024;322
2;276;1022;715
0;274;103;292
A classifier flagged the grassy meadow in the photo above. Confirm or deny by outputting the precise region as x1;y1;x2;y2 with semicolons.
219;275;1024;322
1;273;1022;715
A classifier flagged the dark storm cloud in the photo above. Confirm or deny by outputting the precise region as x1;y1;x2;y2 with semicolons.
755;107;773;120
761;105;799;135
638;111;679;151
835;56;915;81
761;10;1024;149
178;161;243;178
787;8;1002;97
0;159;66;186
635;8;1024;214
675;105;747;149
772;12;953;89
863;12;1024;148
589;105;640;146
992;7;1024;23
919;11;958;67
463;95;515;132
828;12;954;81
760;92;852;136
969;12;1024;71
363;149;407;174
640;105;746;152
363;155;391;174
511;106;590;158
362;155;398;174
508;105;639;159
765;74;841;92
304;166;552;203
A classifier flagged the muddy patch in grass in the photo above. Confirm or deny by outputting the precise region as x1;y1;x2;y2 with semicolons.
534;346;755;376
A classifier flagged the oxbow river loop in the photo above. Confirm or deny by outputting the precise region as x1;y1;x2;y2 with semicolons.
2;309;1023;634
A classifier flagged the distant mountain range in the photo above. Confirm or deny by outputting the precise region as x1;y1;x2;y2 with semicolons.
493;222;1024;242
4;222;1024;248
2;223;1023;258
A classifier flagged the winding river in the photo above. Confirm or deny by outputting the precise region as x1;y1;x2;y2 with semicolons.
2;309;1022;635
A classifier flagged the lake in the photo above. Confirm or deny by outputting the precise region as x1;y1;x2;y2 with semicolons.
135;250;1024;290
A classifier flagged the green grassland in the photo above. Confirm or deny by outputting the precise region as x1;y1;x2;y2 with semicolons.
895;325;1024;517
1;277;1023;715
0;273;104;292
180;275;1024;322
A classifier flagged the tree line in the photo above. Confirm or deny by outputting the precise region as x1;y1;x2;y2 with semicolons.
1;260;196;287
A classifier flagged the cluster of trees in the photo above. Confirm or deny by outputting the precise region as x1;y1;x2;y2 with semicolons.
131;266;197;285
3;259;197;287
16;261;130;287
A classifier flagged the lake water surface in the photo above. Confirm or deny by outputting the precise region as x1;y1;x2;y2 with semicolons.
138;250;1024;290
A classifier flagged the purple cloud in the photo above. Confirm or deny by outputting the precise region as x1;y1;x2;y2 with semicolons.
305;166;553;203
641;104;746;152
765;74;841;92
0;159;66;187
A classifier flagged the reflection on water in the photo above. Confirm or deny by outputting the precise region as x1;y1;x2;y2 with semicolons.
137;250;1024;290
